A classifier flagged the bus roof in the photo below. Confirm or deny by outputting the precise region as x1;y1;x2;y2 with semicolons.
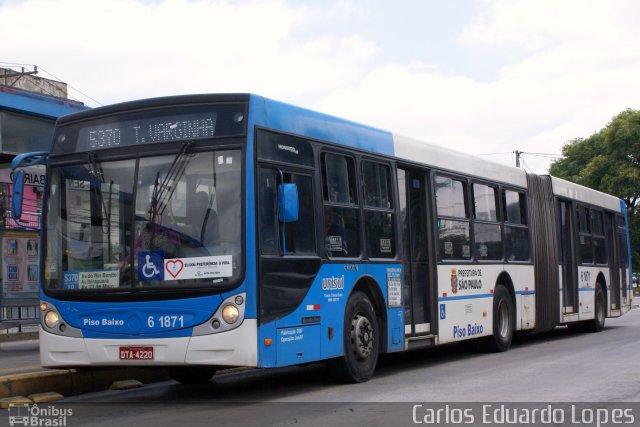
52;93;624;212
548;175;623;212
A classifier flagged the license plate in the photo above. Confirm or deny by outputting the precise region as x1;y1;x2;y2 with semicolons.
119;346;154;360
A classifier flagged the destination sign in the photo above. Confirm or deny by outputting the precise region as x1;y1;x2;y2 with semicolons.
76;111;218;151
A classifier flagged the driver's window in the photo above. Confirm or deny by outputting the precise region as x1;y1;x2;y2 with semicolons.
258;168;316;256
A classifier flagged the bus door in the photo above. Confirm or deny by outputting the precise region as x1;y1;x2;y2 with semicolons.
614;214;629;307
398;168;434;336
558;199;578;313
607;213;621;310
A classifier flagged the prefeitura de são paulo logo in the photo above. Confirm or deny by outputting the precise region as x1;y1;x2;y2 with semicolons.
7;404;73;426
450;268;458;294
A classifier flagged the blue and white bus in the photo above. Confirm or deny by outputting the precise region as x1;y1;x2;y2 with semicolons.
11;94;633;383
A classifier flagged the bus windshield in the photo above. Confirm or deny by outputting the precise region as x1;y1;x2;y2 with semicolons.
43;148;243;294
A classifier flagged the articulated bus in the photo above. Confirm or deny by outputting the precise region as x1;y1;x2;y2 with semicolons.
11;94;633;383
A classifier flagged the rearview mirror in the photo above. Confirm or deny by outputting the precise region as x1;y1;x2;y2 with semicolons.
277;183;299;223
11;169;25;220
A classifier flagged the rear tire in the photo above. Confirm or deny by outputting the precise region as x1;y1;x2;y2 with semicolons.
483;285;514;352
330;291;379;383
583;283;606;333
169;366;216;384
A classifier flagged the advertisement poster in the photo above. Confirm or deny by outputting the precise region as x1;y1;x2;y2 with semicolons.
1;233;40;299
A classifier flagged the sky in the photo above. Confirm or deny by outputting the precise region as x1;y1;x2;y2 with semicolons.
2;0;639;173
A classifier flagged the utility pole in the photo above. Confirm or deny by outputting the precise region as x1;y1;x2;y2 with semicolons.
514;150;522;168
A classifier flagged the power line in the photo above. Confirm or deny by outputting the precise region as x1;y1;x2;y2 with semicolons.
37;66;103;106
478;151;513;156
521;157;534;174
1;62;103;106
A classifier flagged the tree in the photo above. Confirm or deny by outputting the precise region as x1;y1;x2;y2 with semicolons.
549;109;640;271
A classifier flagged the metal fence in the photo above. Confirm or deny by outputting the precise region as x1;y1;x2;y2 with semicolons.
0;298;39;332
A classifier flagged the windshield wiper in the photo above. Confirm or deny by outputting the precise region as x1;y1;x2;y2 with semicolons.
148;140;194;223
86;152;111;231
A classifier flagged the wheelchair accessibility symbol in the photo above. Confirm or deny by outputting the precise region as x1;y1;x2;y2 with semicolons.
138;251;164;281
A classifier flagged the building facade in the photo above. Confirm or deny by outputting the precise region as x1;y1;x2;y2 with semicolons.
0;66;88;331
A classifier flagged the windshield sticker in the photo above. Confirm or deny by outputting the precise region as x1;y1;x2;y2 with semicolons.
72;270;120;289
164;255;232;281
138;251;165;281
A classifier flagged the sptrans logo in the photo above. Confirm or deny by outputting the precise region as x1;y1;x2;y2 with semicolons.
7;404;73;426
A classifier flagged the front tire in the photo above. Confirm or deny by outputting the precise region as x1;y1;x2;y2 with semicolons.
330;291;379;383
583;283;605;333
483;285;514;352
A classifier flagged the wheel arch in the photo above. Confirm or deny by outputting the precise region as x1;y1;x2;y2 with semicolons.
595;272;608;316
496;271;517;316
351;275;388;354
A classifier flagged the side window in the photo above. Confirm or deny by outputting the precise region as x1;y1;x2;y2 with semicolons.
591;210;607;265
322;153;360;258
503;189;530;262
503;190;527;225
362;161;395;258
473;184;498;222
323;153;357;204
435;175;470;260
258;168;316;256
258;169;278;255
473;184;502;260
577;205;593;264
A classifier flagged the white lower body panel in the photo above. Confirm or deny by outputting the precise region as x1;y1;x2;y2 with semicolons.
39;319;258;368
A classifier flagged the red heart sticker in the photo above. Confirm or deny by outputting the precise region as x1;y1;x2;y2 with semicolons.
165;260;184;278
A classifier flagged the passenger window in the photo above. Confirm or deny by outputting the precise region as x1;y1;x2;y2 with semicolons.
473;184;498;222
472;184;501;260
436;175;470;260
503;190;527;225
362;161;395;258
322;153;360;258
322;153;357;204
435;176;468;219
577;206;591;233
502;189;530;262
362;161;391;208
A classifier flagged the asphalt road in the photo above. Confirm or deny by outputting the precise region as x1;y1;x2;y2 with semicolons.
0;339;41;376
23;308;635;427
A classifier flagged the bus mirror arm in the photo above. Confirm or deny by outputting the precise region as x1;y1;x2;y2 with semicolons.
11;151;48;230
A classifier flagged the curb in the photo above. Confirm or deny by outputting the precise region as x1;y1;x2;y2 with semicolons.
0;367;170;399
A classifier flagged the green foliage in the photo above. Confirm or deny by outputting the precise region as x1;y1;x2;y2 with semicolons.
549;109;640;270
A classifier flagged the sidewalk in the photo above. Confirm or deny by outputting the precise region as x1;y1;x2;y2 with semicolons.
0;336;169;404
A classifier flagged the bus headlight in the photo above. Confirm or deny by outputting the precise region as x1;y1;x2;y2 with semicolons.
44;310;61;329
221;304;240;324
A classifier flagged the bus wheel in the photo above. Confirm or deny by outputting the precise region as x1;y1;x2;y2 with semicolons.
584;284;606;333
330;291;379;383
483;285;514;352
168;366;216;384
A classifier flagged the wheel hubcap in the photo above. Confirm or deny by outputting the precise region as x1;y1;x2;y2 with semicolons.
597;292;604;323
351;314;374;360
498;300;510;338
